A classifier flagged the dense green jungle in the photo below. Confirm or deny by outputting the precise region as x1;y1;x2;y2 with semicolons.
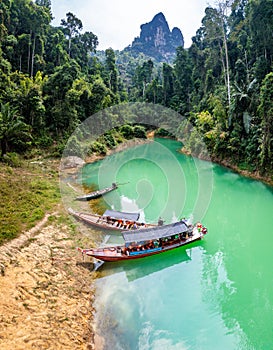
0;0;273;241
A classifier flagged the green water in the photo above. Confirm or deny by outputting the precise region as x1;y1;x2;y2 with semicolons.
81;138;273;350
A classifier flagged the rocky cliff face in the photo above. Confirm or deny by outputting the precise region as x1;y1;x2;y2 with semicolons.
124;12;184;63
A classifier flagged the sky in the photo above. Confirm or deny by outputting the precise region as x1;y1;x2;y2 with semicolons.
50;0;211;51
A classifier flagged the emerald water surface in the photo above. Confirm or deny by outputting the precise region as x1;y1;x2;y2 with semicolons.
81;139;273;350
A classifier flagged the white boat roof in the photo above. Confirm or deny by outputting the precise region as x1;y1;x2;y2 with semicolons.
122;221;189;244
103;210;140;222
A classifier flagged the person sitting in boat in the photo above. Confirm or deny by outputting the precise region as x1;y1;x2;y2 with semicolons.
126;221;131;229
174;234;180;242
197;223;203;232
202;227;208;234
153;240;159;248
148;240;154;249
117;219;123;227
124;221;129;229
180;232;186;240
158;217;164;226
180;217;189;227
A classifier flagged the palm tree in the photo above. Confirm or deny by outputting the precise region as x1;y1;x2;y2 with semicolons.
0;102;32;157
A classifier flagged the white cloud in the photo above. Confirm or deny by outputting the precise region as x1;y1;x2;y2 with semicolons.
51;0;210;50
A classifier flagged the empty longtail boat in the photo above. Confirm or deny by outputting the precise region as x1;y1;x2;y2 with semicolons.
75;183;118;201
68;208;157;231
77;221;208;262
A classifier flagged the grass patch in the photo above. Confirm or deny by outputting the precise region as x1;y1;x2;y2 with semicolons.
0;159;61;245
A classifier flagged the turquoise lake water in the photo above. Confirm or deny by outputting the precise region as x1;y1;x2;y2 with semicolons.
80;138;273;350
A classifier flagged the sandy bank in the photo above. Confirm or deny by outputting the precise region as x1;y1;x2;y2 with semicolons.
0;211;96;350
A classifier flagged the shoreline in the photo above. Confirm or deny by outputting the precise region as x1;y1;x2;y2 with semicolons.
84;137;153;164
212;158;273;188
84;137;273;188
179;146;273;188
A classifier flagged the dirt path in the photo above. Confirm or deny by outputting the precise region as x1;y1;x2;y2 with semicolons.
0;213;96;350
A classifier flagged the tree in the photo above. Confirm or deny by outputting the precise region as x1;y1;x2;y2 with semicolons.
68;31;98;69
145;77;162;104
248;0;273;70
229;0;249;68
0;54;12;101
44;60;81;103
43;60;82;134
105;48;118;93
258;72;273;172
89;77;116;114
80;31;98;53
200;4;232;107
162;63;174;107
132;59;154;100
43;27;68;72
174;47;193;114
0;102;32;157
35;0;51;8
60;12;83;57
15;71;46;133
28;1;52;76
0;0;10;43
215;0;233;107
2;0;52;76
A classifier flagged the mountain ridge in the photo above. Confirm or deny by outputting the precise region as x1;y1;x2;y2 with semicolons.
123;12;184;63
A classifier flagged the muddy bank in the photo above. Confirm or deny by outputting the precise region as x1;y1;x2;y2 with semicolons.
0;211;96;350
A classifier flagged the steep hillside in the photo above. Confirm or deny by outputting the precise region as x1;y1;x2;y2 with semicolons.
123;12;184;62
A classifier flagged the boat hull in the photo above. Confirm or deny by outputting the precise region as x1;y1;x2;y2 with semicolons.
79;233;203;262
75;185;117;201
68;208;156;232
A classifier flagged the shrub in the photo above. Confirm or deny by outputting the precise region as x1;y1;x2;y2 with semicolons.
3;152;22;167
133;125;146;138
154;128;173;137
92;141;107;155
64;135;84;158
120;124;134;139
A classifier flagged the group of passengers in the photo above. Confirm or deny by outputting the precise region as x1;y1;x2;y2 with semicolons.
97;215;146;230
118;231;194;255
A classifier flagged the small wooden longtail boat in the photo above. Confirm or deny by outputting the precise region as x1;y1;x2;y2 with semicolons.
75;183;118;201
68;208;157;231
77;221;208;262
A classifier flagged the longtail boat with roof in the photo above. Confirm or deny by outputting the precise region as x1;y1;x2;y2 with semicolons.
75;183;118;201
77;220;208;262
68;208;157;231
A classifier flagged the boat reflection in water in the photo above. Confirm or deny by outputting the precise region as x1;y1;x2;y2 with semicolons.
94;241;205;283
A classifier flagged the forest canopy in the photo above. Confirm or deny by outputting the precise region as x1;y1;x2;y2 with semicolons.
0;0;272;176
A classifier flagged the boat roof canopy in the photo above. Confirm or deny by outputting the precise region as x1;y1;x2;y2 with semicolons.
122;221;189;244
103;210;140;222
